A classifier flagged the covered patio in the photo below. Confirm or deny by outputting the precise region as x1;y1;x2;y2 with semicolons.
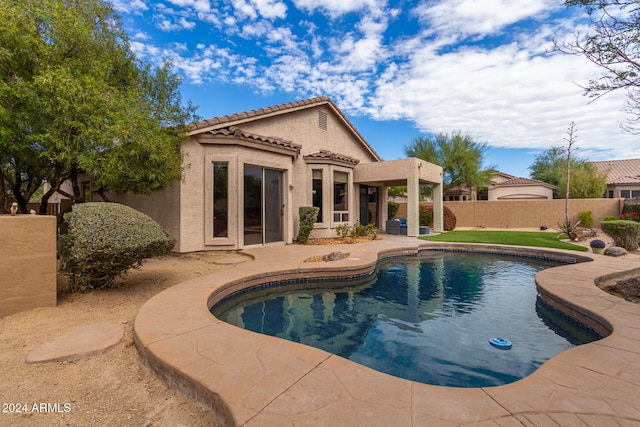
354;157;443;236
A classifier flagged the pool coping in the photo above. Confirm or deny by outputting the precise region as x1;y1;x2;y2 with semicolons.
134;237;640;426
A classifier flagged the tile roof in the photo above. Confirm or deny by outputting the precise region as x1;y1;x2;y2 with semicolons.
592;158;640;185
188;96;382;161
189;97;333;130
207;126;301;152
494;177;556;189
303;150;360;166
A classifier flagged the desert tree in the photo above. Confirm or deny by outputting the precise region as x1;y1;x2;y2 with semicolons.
560;0;640;132
404;131;495;200
0;0;198;214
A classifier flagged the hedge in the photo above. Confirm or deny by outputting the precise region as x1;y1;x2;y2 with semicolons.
61;202;175;291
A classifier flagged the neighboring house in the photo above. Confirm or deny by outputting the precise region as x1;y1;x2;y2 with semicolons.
444;171;555;201
100;97;444;252
592;158;640;199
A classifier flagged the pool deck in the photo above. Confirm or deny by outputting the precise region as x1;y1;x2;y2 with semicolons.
134;236;640;426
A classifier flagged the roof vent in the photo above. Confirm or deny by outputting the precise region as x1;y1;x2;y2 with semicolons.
318;110;328;131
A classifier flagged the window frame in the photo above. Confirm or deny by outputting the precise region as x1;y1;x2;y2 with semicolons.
331;168;351;225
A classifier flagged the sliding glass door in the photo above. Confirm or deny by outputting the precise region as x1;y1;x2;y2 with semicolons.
244;166;284;246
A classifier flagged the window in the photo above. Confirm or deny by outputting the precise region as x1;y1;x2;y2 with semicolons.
213;162;228;238
312;169;323;222
608;190;614;198
333;171;349;222
633;190;640;198
621;190;631;198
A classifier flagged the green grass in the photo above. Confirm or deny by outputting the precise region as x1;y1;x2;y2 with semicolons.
420;230;588;252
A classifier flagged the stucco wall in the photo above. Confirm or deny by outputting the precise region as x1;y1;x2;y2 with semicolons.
393;199;623;229
0;215;57;318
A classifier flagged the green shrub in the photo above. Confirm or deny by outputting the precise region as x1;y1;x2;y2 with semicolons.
388;201;399;219
60;203;175;291
420;205;433;226
600;220;640;251
296;206;319;244
335;222;380;240
335;223;351;238
364;223;381;238
603;216;619;222
353;221;367;237
578;211;594;228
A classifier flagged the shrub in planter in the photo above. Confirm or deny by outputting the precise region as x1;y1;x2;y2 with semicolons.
600;220;640;251
60;203;175;291
388;201;399;219
296;206;320;244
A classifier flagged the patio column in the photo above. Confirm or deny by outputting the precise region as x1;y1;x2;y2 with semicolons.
432;182;443;232
407;174;420;237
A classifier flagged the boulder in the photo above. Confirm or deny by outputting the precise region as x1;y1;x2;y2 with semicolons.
322;251;350;261
605;246;628;257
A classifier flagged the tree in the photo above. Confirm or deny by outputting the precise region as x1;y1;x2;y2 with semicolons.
561;1;640;132
404;131;495;198
0;0;198;214
529;146;607;199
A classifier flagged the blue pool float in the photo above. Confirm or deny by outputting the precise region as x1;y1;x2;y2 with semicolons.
489;337;512;350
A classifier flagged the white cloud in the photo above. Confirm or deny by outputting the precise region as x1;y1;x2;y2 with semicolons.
157;16;196;31
414;0;561;39
369;39;636;158
231;0;258;20
251;0;287;19
111;0;148;14
292;0;382;17
166;0;211;13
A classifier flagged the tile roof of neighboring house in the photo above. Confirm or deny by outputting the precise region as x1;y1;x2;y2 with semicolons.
188;96;381;161
592;158;640;185
303;149;360;166
490;171;515;180
207;125;301;153
494;177;557;189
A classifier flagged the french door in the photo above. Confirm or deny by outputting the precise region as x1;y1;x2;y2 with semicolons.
244;166;284;246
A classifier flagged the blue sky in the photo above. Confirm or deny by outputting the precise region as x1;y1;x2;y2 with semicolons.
112;0;638;178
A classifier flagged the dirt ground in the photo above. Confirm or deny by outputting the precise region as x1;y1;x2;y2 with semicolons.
1;232;639;427
0;252;252;427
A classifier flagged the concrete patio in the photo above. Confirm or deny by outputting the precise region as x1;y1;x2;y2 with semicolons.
134;235;640;426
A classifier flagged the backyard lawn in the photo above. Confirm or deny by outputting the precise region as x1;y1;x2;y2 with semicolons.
420;230;589;252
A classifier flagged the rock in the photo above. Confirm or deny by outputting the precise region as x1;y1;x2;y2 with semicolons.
322;251;350;261
605;246;627;257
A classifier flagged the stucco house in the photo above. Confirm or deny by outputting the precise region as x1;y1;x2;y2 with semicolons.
103;97;444;252
593;158;640;199
444;171;555;201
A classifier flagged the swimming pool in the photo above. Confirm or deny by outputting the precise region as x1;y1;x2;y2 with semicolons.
212;251;601;388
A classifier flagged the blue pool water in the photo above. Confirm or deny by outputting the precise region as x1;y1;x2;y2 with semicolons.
212;251;601;388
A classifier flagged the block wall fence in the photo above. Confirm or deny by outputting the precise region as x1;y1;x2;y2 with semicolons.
0;215;57;318
394;199;624;229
